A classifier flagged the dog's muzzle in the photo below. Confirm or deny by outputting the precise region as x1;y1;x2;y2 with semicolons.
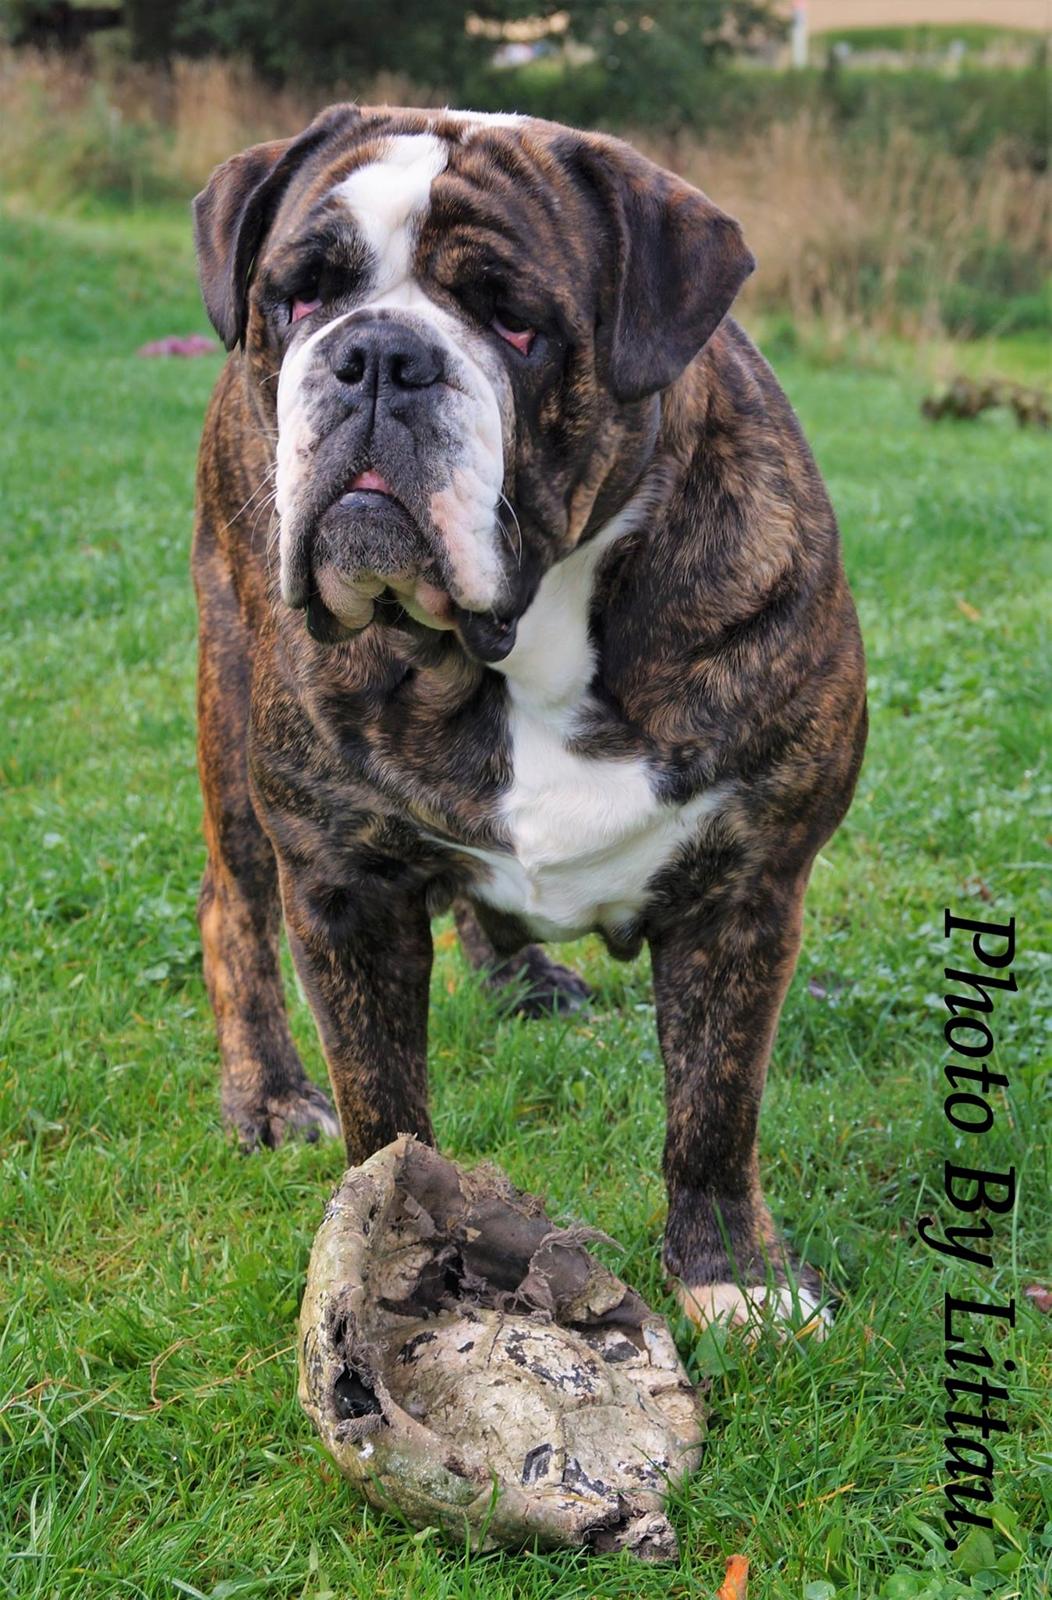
283;312;523;661
283;314;448;641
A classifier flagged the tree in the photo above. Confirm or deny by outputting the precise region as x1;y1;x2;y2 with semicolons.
125;0;548;87
3;0;122;51
549;0;786;126
114;0;785;112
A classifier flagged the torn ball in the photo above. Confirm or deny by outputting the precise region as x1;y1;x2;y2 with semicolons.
297;1136;704;1559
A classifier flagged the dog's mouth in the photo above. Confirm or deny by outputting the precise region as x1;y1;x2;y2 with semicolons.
305;578;519;665
302;468;445;639
332;467;410;519
297;468;520;662
320;466;420;543
345;467;395;499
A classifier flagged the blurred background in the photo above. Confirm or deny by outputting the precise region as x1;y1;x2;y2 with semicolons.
1;0;1048;371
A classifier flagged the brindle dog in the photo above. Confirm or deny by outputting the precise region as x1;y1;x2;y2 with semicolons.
191;105;866;1331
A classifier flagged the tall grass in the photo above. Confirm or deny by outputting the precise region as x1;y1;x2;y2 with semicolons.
642;115;1050;341
1;50;1047;343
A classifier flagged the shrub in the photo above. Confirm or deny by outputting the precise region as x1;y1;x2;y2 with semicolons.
480;59;1049;172
0;52;173;204
635;114;1050;341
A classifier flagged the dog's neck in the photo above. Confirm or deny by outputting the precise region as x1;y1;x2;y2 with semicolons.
489;464;674;715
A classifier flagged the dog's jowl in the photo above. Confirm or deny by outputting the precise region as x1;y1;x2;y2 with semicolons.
191;105;867;1332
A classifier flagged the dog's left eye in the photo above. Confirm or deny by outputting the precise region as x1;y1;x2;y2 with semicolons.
289;295;322;324
492;309;535;356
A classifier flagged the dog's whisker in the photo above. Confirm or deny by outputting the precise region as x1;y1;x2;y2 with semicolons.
249;493;280;546
229;463;277;510
496;493;523;567
250;489;279;538
224;466;278;531
264;503;284;564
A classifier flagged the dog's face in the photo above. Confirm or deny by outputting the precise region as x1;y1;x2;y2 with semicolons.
194;106;753;661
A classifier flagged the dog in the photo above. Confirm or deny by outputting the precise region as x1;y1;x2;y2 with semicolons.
190;104;867;1332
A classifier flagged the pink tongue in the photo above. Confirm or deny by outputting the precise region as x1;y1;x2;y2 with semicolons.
351;469;393;494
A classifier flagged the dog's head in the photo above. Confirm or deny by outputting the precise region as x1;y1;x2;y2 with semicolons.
194;106;753;661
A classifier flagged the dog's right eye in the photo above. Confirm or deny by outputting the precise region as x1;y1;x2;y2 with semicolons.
290;295;322;324
492;308;535;356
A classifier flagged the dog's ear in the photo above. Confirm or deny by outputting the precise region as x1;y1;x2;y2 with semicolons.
568;135;755;403
192;105;361;350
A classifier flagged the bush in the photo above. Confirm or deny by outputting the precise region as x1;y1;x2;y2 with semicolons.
634;114;1050;343
939;235;1051;336
476;59;1048;171
0;55;174;204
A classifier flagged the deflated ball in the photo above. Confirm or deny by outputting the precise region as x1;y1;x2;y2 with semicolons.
297;1137;704;1559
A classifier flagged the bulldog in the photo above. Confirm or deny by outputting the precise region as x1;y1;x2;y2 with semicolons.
191;104;867;1332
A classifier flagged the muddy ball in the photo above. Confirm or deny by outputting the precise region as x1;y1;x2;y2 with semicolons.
297;1137;704;1559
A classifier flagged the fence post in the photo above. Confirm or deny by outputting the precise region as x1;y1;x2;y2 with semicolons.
791;0;808;68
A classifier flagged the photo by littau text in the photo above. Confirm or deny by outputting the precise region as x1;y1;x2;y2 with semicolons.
918;911;1019;1553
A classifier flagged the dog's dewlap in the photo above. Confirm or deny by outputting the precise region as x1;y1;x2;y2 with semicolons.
297;1136;703;1559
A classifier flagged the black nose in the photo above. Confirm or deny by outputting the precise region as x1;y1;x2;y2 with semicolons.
330;318;444;392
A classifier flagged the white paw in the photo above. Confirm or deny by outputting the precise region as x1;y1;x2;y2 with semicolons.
674;1280;832;1341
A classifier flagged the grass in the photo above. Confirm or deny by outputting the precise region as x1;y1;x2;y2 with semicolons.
0;203;1049;1600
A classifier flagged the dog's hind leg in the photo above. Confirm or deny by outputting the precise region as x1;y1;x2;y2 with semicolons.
193;524;339;1150
453;900;592;1017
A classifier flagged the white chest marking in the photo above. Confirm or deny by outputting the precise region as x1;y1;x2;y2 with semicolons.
475;717;729;942
458;484;730;941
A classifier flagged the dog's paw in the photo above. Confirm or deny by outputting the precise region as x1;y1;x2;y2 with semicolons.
492;946;593;1017
226;1081;341;1150
674;1280;833;1341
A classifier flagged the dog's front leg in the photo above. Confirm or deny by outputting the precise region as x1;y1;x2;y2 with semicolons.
650;867;827;1333
278;865;435;1165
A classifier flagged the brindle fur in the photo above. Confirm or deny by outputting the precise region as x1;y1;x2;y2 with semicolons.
191;106;866;1303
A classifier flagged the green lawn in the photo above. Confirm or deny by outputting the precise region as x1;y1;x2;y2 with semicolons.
1;206;1049;1600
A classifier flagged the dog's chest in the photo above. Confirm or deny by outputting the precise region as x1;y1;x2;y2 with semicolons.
471;701;722;941
447;504;727;941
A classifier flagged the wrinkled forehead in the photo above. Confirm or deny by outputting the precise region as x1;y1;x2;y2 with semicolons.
262;112;589;299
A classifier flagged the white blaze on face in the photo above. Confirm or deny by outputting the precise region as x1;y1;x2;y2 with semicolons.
440;109;525;136
331;133;448;302
274;132;509;616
